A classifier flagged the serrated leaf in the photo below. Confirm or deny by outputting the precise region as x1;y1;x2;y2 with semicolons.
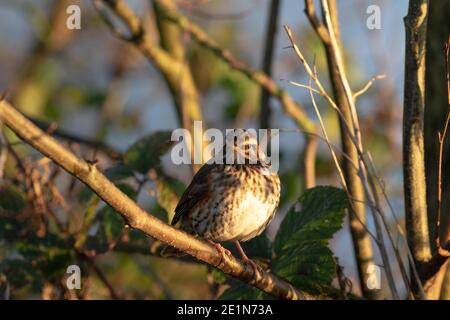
273;186;347;254
272;243;336;294
124;131;175;174
241;233;271;260
271;186;346;294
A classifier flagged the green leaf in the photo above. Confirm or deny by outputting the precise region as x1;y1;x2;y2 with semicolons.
15;234;72;280
104;163;135;181
84;205;125;255
0;259;42;292
154;173;185;222
272;243;336;294
271;186;347;294
82;183;135;254
124;131;175;174
241;233;271;260
273;186;347;254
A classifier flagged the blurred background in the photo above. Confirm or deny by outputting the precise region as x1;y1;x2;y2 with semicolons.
0;0;412;299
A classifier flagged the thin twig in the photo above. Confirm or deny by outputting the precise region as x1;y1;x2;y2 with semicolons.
285;22;406;299
353;74;386;100
436;36;450;248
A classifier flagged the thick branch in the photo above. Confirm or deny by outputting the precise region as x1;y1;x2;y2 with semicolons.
260;0;281;130
403;0;432;268
0;100;311;300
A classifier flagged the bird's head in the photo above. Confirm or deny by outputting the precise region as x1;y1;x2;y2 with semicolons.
223;129;268;164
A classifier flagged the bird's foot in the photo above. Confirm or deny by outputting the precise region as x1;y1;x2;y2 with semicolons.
234;240;259;279
208;240;231;266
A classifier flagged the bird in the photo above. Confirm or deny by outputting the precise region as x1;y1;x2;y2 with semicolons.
170;129;280;274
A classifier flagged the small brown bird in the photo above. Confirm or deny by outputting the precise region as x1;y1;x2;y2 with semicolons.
171;129;280;273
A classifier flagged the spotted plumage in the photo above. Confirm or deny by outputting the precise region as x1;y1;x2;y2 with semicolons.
171;130;280;268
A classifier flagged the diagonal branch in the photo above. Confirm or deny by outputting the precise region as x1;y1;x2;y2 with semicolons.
153;0;316;134
0;99;312;300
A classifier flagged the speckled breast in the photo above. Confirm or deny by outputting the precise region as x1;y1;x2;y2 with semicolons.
186;164;280;242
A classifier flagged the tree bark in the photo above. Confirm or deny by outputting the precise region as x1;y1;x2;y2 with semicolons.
403;0;432;296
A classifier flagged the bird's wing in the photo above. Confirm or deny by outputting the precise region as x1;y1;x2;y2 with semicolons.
171;164;216;226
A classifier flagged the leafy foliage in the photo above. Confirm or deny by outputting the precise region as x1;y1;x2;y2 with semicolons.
0;233;72;294
272;186;347;294
81;183;135;255
153;173;185;222
124;131;175;174
273;186;347;253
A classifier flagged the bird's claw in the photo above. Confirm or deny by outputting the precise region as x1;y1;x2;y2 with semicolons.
208;241;231;266
243;258;259;279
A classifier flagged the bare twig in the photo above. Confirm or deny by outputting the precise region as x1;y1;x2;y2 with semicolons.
288;3;378;295
307;76;347;189
287;3;404;296
353;74;386;100
436;36;450;248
